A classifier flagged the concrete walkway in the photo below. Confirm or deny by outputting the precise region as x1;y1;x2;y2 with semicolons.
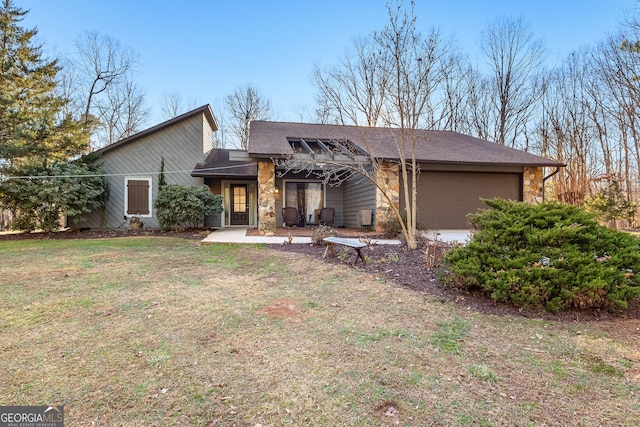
201;228;471;245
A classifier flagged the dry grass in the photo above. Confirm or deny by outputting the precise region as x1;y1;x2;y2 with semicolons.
1;237;639;426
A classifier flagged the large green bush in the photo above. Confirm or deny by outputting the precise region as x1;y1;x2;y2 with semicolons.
442;199;640;312
1;160;107;232
154;184;222;231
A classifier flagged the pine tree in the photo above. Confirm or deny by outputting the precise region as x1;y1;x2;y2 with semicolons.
0;0;104;231
0;0;89;170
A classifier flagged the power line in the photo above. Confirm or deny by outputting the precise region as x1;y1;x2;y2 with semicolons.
1;163;258;180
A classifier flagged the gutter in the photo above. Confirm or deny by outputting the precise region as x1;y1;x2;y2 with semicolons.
542;166;562;202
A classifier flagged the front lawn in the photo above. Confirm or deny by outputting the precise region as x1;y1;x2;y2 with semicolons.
0;237;638;425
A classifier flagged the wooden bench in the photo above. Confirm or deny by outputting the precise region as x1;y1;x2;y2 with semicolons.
322;236;368;265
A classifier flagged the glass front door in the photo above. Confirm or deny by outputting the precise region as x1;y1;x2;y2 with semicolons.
230;184;249;225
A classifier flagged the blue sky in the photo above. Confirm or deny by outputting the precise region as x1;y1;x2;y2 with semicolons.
22;0;638;125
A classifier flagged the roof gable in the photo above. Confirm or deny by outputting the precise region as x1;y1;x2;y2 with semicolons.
96;104;218;155
248;121;564;168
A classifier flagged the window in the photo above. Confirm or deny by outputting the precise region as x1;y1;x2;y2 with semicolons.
125;177;152;217
284;182;323;223
233;185;247;213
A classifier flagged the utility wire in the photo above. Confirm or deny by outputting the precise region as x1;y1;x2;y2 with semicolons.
1;163;258;180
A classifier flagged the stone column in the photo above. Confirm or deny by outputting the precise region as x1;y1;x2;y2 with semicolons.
257;161;276;235
523;167;544;204
375;162;400;231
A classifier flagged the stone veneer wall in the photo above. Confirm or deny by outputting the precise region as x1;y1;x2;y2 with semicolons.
375;162;400;231
257;161;276;235
523;167;544;204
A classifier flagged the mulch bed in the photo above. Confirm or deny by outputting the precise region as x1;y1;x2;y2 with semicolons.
3;227;638;321
273;239;640;322
0;228;209;241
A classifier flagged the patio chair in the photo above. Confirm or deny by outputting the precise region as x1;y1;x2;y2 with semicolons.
317;207;335;226
282;207;299;227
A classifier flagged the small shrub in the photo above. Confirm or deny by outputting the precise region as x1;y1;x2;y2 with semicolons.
443;199;640;312
154;184;222;231
424;239;448;268
379;214;403;238
311;225;339;245
584;181;635;228
379;212;426;238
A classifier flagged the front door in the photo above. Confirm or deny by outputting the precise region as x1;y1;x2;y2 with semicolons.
230;184;249;225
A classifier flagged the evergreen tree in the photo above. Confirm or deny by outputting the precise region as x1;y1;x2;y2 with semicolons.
158;155;167;187
0;1;104;231
0;0;89;169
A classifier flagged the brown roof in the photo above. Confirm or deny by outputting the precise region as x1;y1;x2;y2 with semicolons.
96;104;218;155
248;121;564;167
192;149;257;178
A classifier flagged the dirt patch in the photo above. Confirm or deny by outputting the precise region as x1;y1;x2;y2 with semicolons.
374;400;402;424
257;298;304;322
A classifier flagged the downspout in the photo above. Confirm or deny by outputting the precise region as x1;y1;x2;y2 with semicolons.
542;166;562;202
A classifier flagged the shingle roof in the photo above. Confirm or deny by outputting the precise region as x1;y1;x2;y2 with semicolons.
192;149;257;178
96;104;218;155
248;121;564;167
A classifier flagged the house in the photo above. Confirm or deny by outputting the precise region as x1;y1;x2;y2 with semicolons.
80;104;564;232
77;105;219;230
247;121;564;232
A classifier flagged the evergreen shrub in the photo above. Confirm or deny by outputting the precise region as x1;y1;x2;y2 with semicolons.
154;184;222;231
442;198;640;312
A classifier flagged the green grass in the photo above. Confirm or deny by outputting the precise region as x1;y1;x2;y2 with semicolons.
0;237;638;426
429;316;472;354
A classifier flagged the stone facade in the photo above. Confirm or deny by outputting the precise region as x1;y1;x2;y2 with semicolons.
257;161;276;235
375;162;400;230
523;167;544;204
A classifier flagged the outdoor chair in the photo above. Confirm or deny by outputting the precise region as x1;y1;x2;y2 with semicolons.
317;207;335;226
282;207;299;227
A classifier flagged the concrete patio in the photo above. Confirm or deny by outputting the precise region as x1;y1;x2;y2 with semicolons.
201;228;471;245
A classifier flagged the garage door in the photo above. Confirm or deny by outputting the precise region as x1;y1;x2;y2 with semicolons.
415;171;521;229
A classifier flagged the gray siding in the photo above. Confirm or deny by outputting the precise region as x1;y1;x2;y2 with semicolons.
341;175;376;228
76;113;209;230
325;186;343;227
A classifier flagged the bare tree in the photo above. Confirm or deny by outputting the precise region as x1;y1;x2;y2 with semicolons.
375;1;459;248
75;32;138;121
479;16;548;148
536;50;597;204
159;91;199;120
160;92;184;120
313;35;390;126
283;1;450;248
71;31;148;148
225;84;273;149
96;78;150;144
